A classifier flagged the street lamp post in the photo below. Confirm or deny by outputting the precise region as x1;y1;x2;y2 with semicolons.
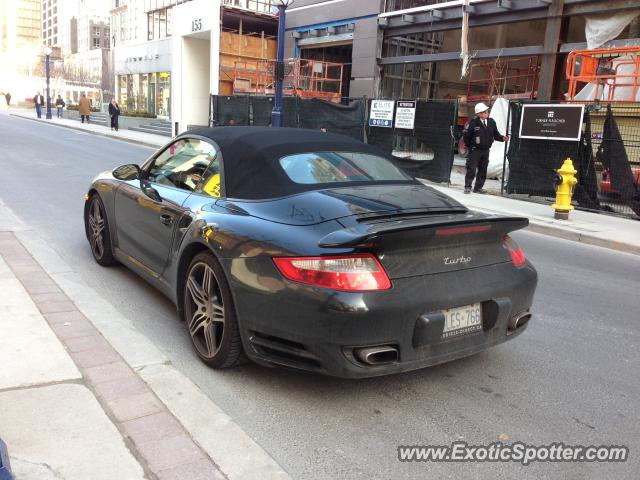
44;47;53;120
270;0;292;127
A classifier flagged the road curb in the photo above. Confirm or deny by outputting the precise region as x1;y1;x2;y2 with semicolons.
8;227;292;480
421;180;640;257
9;113;165;149
465;203;640;256
525;221;640;256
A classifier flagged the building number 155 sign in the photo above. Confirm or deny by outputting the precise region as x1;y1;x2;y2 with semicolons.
191;18;202;32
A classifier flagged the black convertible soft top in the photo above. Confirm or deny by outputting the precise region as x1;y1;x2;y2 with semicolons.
183;126;415;200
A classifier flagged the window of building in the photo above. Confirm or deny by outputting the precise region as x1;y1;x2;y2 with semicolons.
154;10;160;39
159;9;166;38
147;13;153;40
94;26;101;36
147;7;171;40
53;36;57;43
93;37;100;48
120;12;127;41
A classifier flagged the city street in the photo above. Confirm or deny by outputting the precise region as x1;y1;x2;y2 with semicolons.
1;113;639;479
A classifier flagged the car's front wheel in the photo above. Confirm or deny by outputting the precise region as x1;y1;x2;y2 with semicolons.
183;252;243;368
85;194;116;266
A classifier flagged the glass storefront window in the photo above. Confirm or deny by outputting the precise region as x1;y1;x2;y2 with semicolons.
117;72;170;117
158;72;171;117
119;75;128;110
140;73;149;112
149;73;157;115
128;74;138;111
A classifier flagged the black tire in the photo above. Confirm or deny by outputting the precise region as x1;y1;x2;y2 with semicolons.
85;194;116;266
183;252;243;368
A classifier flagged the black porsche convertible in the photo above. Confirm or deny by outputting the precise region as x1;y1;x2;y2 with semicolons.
84;127;537;378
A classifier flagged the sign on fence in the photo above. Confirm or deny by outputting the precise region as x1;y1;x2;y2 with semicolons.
394;101;416;129
519;104;585;141
369;100;395;127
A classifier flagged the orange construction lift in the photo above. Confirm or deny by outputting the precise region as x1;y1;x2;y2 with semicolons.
566;46;640;102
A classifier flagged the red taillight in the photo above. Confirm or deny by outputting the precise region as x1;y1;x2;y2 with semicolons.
503;235;526;267
272;254;391;291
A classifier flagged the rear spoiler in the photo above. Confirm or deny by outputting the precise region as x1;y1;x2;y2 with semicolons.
318;212;529;248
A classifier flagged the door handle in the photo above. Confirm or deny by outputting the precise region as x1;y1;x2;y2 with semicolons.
159;214;173;225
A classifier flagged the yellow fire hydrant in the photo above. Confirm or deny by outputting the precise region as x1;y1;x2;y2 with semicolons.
552;158;578;220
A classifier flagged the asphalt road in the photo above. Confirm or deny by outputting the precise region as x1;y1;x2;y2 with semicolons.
1;113;639;479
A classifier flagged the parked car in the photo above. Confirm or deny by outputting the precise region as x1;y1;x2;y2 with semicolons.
84;127;537;378
599;167;640;198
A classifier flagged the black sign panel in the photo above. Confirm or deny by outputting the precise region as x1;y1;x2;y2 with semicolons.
519;104;585;141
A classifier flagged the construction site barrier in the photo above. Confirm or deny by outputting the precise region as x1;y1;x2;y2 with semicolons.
504;100;640;219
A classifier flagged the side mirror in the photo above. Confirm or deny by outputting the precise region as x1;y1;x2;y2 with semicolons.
113;164;141;181
141;182;162;202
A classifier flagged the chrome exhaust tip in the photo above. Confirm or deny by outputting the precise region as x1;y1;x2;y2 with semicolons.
354;345;399;365
508;311;532;332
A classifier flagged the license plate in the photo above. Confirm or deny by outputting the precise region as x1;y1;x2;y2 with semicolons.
441;303;482;339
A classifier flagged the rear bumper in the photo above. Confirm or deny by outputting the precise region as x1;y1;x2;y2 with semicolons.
231;260;537;378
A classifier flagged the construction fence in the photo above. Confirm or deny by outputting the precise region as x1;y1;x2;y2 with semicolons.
209;95;458;183
505;101;640;219
209;95;640;220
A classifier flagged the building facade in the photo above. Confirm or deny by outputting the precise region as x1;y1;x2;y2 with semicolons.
282;0;639;106
0;0;43;102
111;0;186;117
111;0;278;122
284;0;383;99
171;0;278;131
41;0;59;46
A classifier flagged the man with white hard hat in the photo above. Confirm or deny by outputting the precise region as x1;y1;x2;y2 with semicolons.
462;102;509;194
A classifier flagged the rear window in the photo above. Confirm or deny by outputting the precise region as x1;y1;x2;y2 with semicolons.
279;151;412;185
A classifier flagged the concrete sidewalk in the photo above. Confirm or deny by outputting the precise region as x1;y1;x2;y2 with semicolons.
6;108;639;255
7;109;167;149
0;200;290;480
421;179;640;256
0;232;226;480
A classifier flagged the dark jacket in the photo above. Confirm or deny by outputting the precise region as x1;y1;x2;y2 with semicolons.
33;94;44;106
108;103;120;116
463;117;505;151
55;98;65;107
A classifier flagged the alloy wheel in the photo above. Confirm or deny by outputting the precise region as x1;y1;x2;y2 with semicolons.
185;262;226;359
88;198;105;260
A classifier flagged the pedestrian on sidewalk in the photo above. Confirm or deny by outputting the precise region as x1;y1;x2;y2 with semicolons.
55;95;65;118
4;92;11;106
108;99;120;131
463;102;508;194
33;91;44;118
79;94;91;123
